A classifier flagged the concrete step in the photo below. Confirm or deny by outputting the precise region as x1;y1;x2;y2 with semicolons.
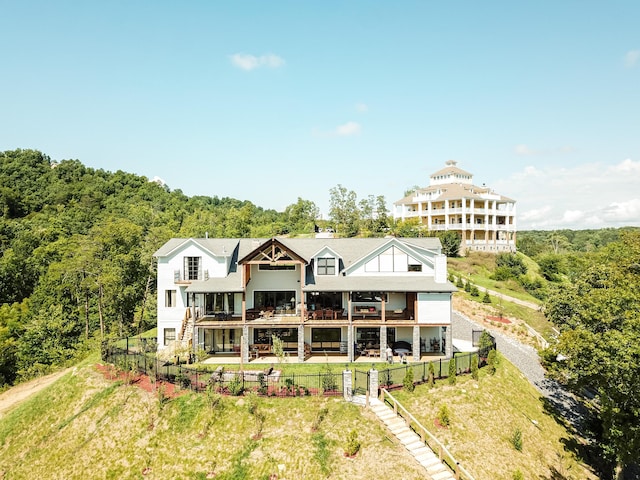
431;470;455;480
405;439;425;451
417;455;441;469
363;397;456;480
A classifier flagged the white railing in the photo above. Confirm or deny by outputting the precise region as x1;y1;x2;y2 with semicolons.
380;389;476;480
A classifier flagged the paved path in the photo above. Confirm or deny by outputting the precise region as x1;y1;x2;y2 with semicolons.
476;286;541;311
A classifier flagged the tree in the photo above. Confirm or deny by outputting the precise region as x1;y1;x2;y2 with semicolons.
544;231;640;475
329;185;359;237
437;231;461;257
284;198;319;234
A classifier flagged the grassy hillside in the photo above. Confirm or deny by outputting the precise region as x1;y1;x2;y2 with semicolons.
0;354;597;480
392;356;597;480
0;356;425;480
448;252;556;338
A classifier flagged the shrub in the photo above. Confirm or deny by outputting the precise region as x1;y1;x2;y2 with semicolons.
403;367;415;392
471;354;479;380
228;374;244;396
257;372;268;395
510;427;523;452
205;384;221;410
321;362;338;392
470;285;479;297
344;430;360;457
427;361;436;387
482;292;492;304
478;330;495;350
487;349;498;375
312;406;329;432
175;371;191;389
456;277;464;288
513;470;524;480
437;404;451;427
448;358;457;385
157;383;169;409
464;280;471;292
246;391;259;415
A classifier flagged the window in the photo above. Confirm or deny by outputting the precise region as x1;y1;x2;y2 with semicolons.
165;290;176;307
184;256;201;280
254;291;296;310
164;328;176;346
317;257;336;275
259;264;295;270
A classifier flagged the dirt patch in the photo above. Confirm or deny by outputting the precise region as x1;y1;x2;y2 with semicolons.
453;295;534;346
93;363;183;399
486;315;512;324
0;368;71;419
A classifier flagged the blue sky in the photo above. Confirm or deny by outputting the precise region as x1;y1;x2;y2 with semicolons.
1;1;639;230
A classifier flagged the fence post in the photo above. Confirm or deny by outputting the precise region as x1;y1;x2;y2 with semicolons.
126;337;129;353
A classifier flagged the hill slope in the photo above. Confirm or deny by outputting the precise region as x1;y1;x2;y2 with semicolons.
0;355;598;480
0;359;425;480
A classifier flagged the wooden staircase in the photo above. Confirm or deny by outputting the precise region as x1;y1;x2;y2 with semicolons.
368;398;456;480
179;308;193;347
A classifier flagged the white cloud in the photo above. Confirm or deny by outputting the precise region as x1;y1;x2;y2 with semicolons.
229;53;285;71
608;158;640;174
514;144;536;156
514;144;576;156
150;176;166;186
311;121;363;138
624;50;640;68
355;103;368;113
336;121;361;136
492;158;640;230
602;198;640;222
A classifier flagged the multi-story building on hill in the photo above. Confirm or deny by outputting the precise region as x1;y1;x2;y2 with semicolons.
393;160;517;253
154;236;455;363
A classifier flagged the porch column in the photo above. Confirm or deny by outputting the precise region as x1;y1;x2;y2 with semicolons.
412;325;420;362
242;325;250;363
444;325;453;358
347;323;354;363
379;325;388;362
191;293;197;354
297;324;305;362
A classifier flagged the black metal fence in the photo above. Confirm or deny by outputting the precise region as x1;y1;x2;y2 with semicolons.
101;334;496;398
375;343;495;389
101;338;344;398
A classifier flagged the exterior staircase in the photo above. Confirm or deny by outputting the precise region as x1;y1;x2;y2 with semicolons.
179;308;193;348
366;397;456;480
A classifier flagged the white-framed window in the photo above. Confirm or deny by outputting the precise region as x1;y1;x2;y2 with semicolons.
165;289;176;307
184;256;202;280
317;257;336;275
164;328;176;346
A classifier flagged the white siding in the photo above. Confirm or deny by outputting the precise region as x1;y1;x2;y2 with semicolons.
417;293;450;325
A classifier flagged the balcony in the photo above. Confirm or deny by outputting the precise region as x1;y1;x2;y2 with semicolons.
173;269;209;283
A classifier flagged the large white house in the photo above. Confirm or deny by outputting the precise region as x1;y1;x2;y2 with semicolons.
393;160;517;253
154;236;456;363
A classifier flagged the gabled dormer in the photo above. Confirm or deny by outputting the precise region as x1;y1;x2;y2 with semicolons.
312;246;342;277
153;238;238;284
342;238;447;282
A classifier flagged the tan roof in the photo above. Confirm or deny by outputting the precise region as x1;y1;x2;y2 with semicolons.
394;182;515;205
430;162;473;178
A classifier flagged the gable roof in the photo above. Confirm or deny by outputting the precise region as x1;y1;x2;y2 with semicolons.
154;238;239;258
342;237;438;275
